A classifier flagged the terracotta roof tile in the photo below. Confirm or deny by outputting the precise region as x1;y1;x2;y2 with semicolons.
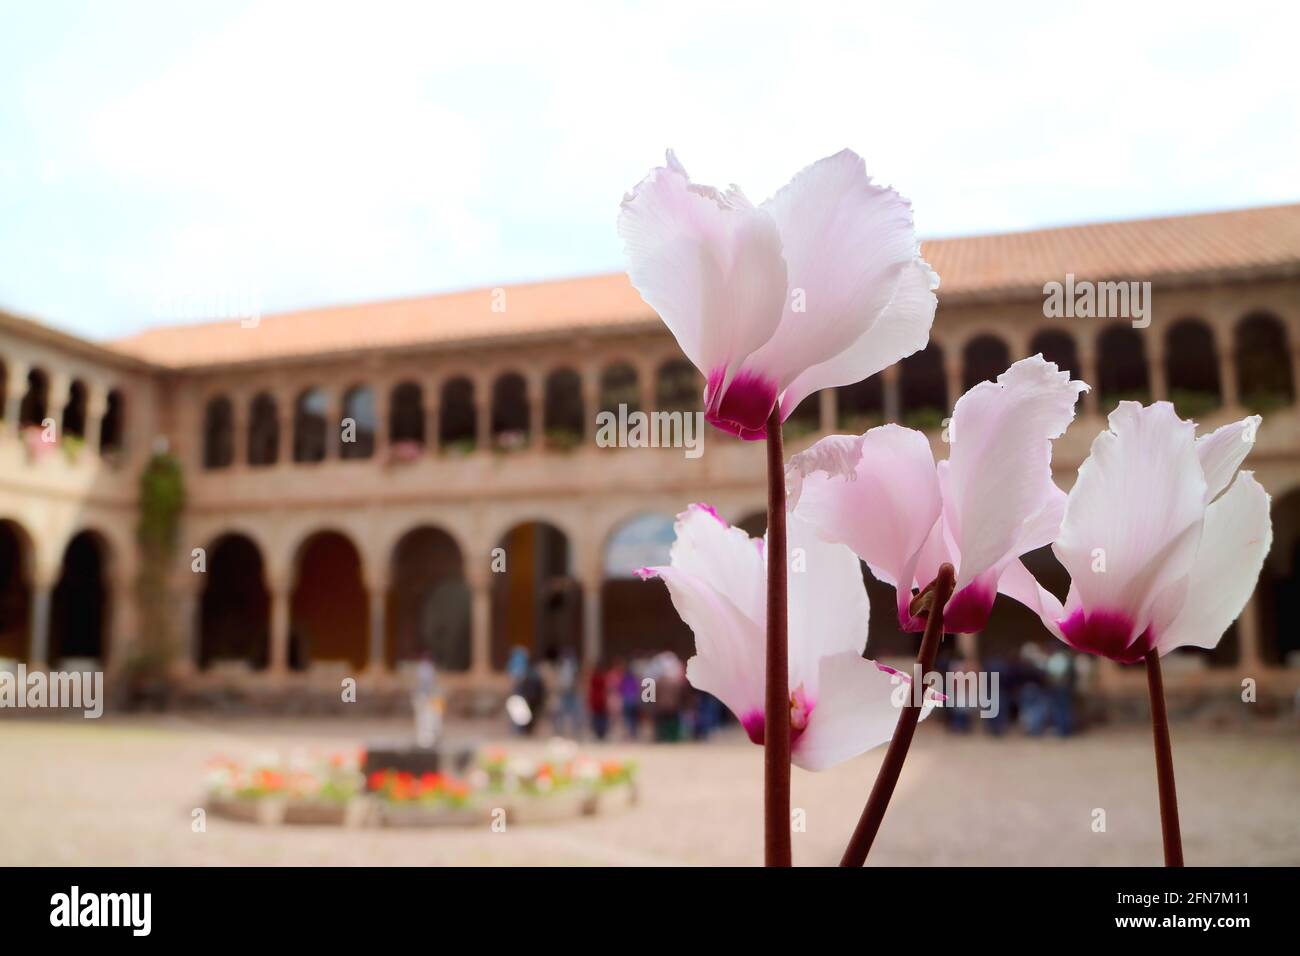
109;202;1300;369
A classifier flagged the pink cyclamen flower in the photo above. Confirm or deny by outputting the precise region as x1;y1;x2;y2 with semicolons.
638;503;934;770
617;150;937;440
1000;403;1272;664
787;355;1087;634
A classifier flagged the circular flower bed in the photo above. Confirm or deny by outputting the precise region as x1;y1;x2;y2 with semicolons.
203;742;637;828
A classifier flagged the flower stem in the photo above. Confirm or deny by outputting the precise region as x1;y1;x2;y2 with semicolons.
764;406;792;867
840;562;955;867
1144;649;1184;866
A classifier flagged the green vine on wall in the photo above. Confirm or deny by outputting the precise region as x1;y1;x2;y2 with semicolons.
130;451;185;685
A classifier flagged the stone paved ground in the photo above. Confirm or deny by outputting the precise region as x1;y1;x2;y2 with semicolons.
0;715;1296;866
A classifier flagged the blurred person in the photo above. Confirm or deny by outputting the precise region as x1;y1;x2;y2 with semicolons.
553;647;582;739
538;646;561;732
981;654;1011;737
617;657;642;740
653;651;685;742
1017;644;1050;736
411;655;444;749
1046;649;1077;737
517;657;547;737
587;660;611;740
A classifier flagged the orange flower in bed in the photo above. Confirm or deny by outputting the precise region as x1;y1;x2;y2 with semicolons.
419;772;443;791
252;769;285;792
444;780;471;801
367;770;389;791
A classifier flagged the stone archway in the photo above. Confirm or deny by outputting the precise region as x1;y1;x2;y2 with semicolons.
0;519;33;661
50;530;110;663
199;533;271;670
290;531;368;671
491;521;581;669
388;526;470;671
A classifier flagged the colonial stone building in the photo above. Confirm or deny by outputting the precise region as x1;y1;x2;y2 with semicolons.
2;203;1299;706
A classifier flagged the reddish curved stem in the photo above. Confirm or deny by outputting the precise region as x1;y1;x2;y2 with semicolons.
1145;649;1184;866
840;563;955;867
764;407;791;867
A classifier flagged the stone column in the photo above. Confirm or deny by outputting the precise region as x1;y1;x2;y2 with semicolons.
581;550;603;665
528;375;544;451
1222;345;1242;408
3;361;26;432
366;576;390;675
268;578;292;677
425;386;440;455
46;372;69;441
638;360;656;414
172;575;201;676
882;366;901;423
28;576;53;669
467;564;492;677
105;566;139;676
944;358;962;412
475;381;491;452
1079;345;1100;416
1237;589;1264;671
85;384;108;456
229;394;248;469
818;388;836;434
327;389;343;460
581;374;599;444
371;384;390;461
1148;337;1168;402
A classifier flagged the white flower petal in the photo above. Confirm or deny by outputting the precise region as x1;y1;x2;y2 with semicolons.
745;149;922;391
944;355;1086;590
1052;402;1206;640
778;256;937;419
647;565;765;730
618;151;787;385
998;559;1066;639
784;514;870;697
787;425;941;594
665;503;765;625
1195;415;1261;504
793;653;930;772
1155;472;1273;655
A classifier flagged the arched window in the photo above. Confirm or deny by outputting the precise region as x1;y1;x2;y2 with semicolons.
247;392;279;467
439;377;476;454
293;388;329;463
1235;312;1295;414
491;372;529;451
389;382;424;449
543;368;584;451
99;390;125;455
1166;319;1221;418
1096;324;1150;409
340;385;375;460
18;368;48;429
655;359;701;413
62;380;87;439
599;362;640;414
899;344;947;430
963;335;1011;391
203;395;234;469
1030;330;1080;378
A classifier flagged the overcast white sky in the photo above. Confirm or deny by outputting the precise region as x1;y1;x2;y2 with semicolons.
1;0;1297;341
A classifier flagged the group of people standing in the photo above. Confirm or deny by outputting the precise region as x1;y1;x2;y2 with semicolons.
506;646;725;742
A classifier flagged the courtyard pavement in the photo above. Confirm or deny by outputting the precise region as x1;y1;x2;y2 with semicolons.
0;714;1296;866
